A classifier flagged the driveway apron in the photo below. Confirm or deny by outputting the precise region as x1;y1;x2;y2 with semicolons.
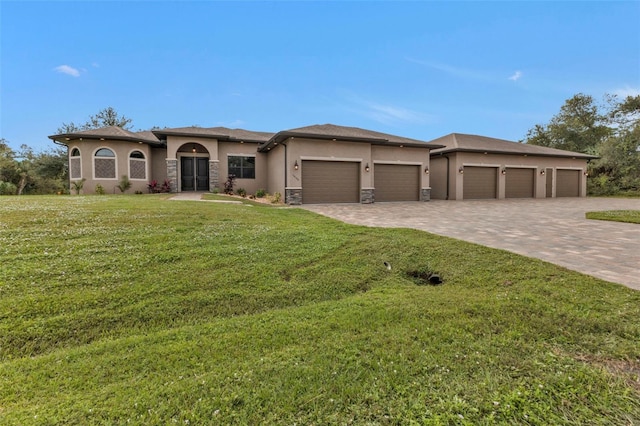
302;198;640;291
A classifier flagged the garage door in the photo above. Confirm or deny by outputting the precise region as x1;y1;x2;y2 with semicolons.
556;169;580;197
374;164;420;202
463;166;497;199
302;161;360;204
505;168;534;198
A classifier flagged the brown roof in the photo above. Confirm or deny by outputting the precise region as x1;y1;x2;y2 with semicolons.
152;126;274;143
259;123;442;151
49;126;162;145
428;133;598;159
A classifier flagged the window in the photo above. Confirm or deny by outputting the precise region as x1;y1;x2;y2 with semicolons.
94;148;116;179
228;155;255;179
129;150;146;180
69;147;81;179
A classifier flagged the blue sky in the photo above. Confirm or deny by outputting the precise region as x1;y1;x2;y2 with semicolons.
1;1;639;152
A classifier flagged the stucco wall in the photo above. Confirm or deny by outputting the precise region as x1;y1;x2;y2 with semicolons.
286;138;371;191
371;145;431;190
166;136;219;162
430;156;449;199
150;146;167;184
68;139;153;194
439;152;589;200
217;142;266;194
266;144;285;196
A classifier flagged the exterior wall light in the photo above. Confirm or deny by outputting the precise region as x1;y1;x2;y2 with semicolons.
365;163;370;172
540;169;546;175
584;170;589;176
294;160;299;171
424;166;429;175
501;168;507;175
458;166;464;174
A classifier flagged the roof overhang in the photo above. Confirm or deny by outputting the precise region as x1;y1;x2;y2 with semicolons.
430;148;599;160
258;131;445;152
152;129;265;144
48;134;165;147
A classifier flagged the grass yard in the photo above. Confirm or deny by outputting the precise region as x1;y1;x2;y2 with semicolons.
1;195;639;424
586;210;640;224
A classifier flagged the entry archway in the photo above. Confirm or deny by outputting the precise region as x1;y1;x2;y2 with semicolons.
178;143;210;191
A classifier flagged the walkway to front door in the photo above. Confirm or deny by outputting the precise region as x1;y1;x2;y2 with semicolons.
181;157;209;191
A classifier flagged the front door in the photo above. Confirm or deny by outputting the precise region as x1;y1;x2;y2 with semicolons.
181;157;209;191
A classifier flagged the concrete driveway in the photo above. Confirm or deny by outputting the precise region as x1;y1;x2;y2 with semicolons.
303;198;640;291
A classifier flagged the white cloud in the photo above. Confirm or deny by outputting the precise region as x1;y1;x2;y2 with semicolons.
91;62;100;68
343;94;435;126
508;71;523;81
405;57;488;81
54;65;80;77
364;101;428;124
612;86;640;98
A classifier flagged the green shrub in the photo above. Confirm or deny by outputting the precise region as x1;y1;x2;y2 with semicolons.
237;188;247;198
0;181;17;195
272;192;282;204
255;188;266;198
95;184;106;195
117;175;131;193
70;178;86;195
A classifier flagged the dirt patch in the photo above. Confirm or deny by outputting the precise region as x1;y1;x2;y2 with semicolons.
406;269;443;286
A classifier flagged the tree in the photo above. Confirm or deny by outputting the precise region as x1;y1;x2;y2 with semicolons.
589;95;640;194
0;139;68;195
56;106;133;134
525;94;640;195
524;93;612;154
0;139;20;194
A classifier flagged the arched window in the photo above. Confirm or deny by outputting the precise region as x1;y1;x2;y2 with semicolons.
69;147;81;179
94;148;116;179
129;150;146;180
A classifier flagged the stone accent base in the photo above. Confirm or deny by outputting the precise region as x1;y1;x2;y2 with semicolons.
286;188;302;205
209;160;219;192
361;188;374;204
420;188;431;202
167;159;178;193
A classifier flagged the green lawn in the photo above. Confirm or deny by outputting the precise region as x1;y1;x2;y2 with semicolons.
1;195;639;424
586;210;640;224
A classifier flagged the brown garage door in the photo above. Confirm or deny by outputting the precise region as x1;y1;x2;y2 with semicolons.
302;160;360;204
556;169;580;197
505;168;534;198
374;164;420;202
463;166;497;199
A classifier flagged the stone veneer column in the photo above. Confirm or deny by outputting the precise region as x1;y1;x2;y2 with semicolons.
166;159;178;193
360;189;374;204
285;188;302;205
209;160;219;192
420;188;431;201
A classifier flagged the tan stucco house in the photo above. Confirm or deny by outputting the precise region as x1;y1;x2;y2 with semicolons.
50;124;443;204
428;133;597;200
49;125;596;204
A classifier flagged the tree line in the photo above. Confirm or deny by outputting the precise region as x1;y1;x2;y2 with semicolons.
524;93;640;195
1;108;133;195
1;98;639;195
